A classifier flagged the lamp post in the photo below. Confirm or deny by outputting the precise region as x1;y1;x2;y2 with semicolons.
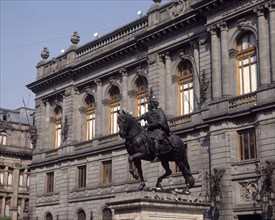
203;168;225;220
23;208;29;220
255;161;275;220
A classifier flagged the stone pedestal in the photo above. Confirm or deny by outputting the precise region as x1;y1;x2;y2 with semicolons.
107;190;208;220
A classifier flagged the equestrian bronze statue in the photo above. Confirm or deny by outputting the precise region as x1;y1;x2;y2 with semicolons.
118;95;195;194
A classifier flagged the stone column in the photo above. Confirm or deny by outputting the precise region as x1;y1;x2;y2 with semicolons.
128;90;137;116
163;52;173;117
95;79;103;137
171;75;179;116
102;99;110;135
229;49;238;96
147;53;161;104
254;6;271;87
268;2;275;83
1;197;5;217
220;21;231;98
209;25;221;100
44;100;51;148
11;164;19;220
120;68;128;111
192;41;200;111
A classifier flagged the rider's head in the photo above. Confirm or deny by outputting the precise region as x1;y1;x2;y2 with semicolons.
148;96;159;110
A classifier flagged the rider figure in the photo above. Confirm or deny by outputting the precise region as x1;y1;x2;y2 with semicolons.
139;94;170;162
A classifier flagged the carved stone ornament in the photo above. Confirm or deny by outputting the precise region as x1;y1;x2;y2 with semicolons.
199;69;209;105
71;31;80;45
147;53;158;65
239;180;259;202
94;79;102;86
64;87;72;97
51;58;60;72
30;126;38;148
172;0;186;17
61;116;69;143
41;47;49;60
119;68;128;77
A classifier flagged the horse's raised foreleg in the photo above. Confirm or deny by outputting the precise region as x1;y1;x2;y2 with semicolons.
128;152;147;189
156;160;172;189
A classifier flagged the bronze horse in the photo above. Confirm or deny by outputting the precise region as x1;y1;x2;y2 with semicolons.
118;110;195;194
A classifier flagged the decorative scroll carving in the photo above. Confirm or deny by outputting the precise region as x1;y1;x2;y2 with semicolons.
172;0;186;17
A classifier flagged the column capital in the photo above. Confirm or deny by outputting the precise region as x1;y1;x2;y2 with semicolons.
94;78;102;87
147;53;158;65
228;49;238;59
219;21;228;32
102;99;110;106
207;24;218;35
267;0;275;12
119;68;128;77
253;5;265;17
171;75;179;84
128;90;137;98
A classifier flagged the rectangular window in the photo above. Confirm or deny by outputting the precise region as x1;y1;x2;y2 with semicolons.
179;80;194;115
78;165;86;188
110;104;120;134
19;173;24;186
238;128;256;160
8;172;12;185
0;132;7;145
54;120;62;148
86;110;96;140
137;95;147;126
46;172;54;193
102;160;112;184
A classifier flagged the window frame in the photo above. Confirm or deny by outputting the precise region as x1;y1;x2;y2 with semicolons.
85;96;96;140
54;106;62;148
77;165;87;189
0;131;7;145
109;87;120;134
236;32;257;95
178;61;194;116
237;128;257;161
46;172;54;193
102;160;112;185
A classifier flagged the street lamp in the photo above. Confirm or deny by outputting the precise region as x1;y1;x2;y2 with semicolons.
203;168;225;220
255;161;275;220
23;208;29;220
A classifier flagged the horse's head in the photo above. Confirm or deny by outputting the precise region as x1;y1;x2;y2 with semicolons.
118;110;129;138
118;110;142;139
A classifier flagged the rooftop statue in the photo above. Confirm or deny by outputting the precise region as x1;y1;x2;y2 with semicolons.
118;91;195;194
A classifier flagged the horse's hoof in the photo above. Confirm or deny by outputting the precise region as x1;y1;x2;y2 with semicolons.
182;188;191;195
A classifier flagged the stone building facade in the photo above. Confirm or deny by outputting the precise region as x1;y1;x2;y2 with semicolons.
0;107;35;220
27;0;275;219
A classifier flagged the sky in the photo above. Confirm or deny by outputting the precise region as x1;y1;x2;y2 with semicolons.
0;0;169;110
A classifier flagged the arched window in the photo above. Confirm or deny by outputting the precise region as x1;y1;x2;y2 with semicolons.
237;32;257;95
109;86;120;134
136;76;148;126
85;95;96;140
0;130;7;145
178;60;194;115
102;208;112;220
45;212;53;220
54;106;62;148
77;209;86;220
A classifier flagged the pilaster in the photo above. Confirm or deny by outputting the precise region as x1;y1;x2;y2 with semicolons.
95;79;103;137
254;6;271;87
120;68;128;111
219;21;231;98
208;25;221;100
268;2;275;83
